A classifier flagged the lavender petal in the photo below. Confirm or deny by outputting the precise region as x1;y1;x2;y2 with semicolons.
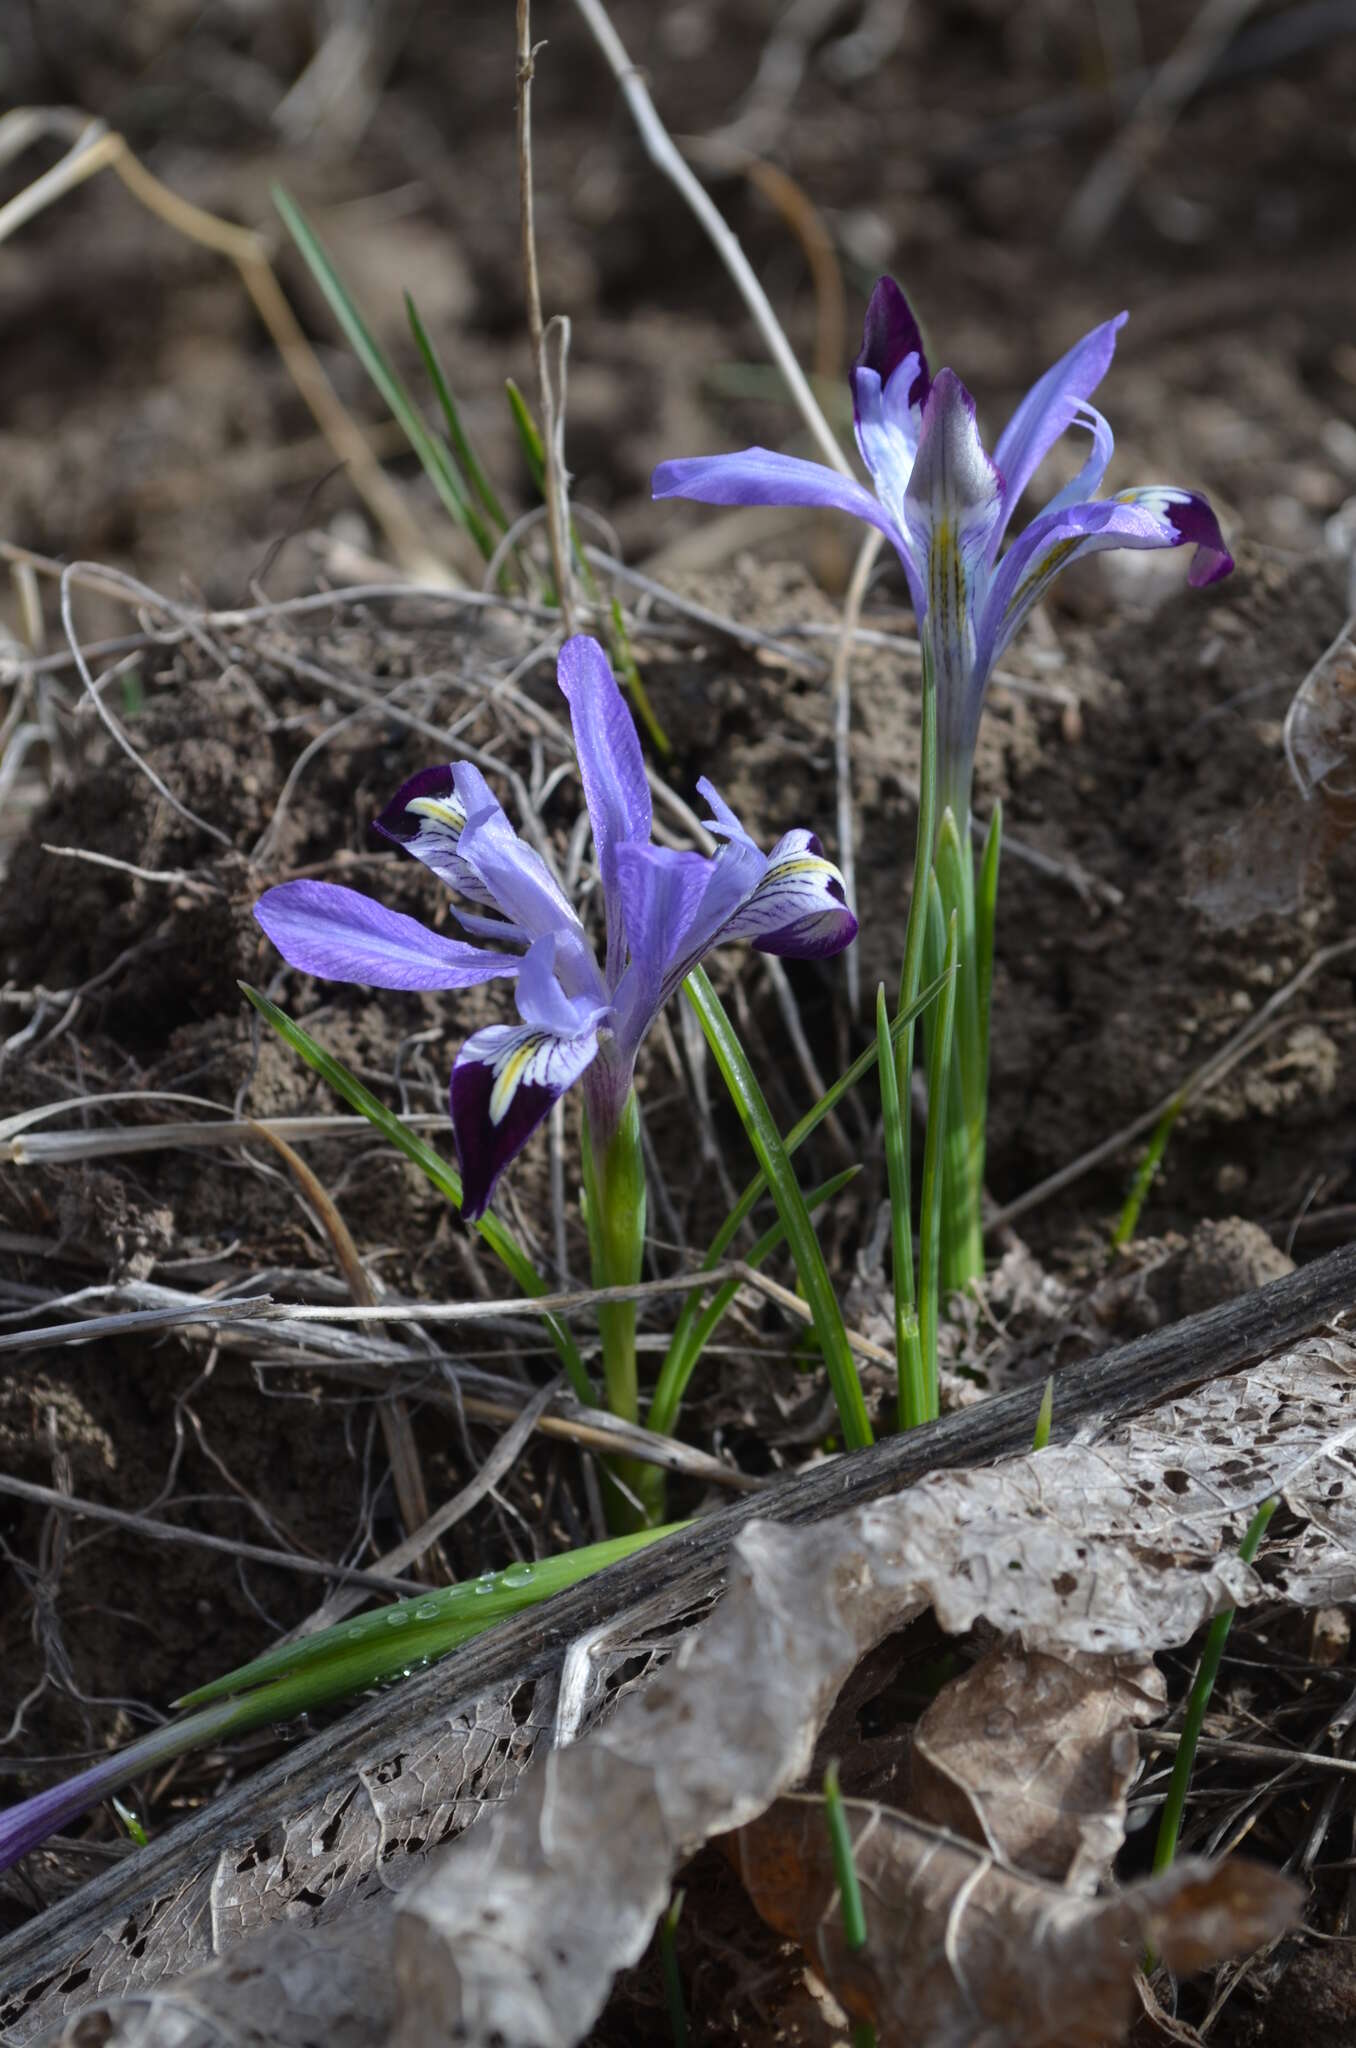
991;313;1126;547
254;882;521;992
451;1018;600;1219
557;635;652;983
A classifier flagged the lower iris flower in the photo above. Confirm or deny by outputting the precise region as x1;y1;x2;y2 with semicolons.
255;636;856;1219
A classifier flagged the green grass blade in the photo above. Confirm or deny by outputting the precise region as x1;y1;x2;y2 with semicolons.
176;1525;678;1709
505;376;547;491
919;899;959;1415
878;985;926;1432
683;968;872;1451
240;982;592;1401
273;185;481;544
1114;1096;1183;1248
1152;1498;1277;1876
406;291;510;536
1032;1375;1054;1451
660;1891;688;2048
658;973;950;1398
823;1759;868;1952
609;595;671;756
646;1165;858;1439
975;799;1002;1133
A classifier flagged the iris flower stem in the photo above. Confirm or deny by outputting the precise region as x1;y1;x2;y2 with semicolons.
920;898;959;1400
888;653;939;1426
878;985;926;1431
582;1091;663;1528
929;809;986;1292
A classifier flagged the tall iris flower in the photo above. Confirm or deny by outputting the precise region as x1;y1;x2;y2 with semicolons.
653;276;1233;830
655;280;1233;1301
254;637;855;1223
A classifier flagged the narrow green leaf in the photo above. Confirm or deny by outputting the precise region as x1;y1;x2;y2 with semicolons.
273;185;480;545
240;983;592;1401
646;1166;858;1438
1114;1096;1183;1248
111;1797;148;1847
1032;1375;1054;1452
406;291;511;535
823;1759;869;1953
177;1525;678;1709
505;376;547;491
1152;1498;1277;1876
878;985;926;1432
683;968;872;1451
659;972;950;1401
8;1526;683;1864
931;814;983;1291
919;898;959;1414
975;799;1002;1128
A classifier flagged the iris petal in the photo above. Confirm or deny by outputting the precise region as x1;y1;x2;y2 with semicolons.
254;882;521;992
557;635;652;983
373;767;499;907
718;830;858;959
977;494;1221;683
451;1018;601;1218
454;772;584;946
991;313;1126;549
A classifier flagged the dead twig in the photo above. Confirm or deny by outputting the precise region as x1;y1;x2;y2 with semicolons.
244;1119;442;1582
296;1378;565;1635
0;1475;414;1598
516;2;576;634
571;0;848;476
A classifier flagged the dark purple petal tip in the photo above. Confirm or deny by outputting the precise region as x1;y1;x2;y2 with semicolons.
451;1060;554;1220
372;765;457;850
1166;494;1235;587
855;277;930;412
755;902;858;960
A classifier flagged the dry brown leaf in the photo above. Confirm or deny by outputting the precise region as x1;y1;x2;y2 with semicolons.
910;1645;1166;1891
735;1796;1302;2048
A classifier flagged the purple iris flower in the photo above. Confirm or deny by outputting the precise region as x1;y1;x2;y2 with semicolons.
653;277;1234;826
254;637;856;1218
